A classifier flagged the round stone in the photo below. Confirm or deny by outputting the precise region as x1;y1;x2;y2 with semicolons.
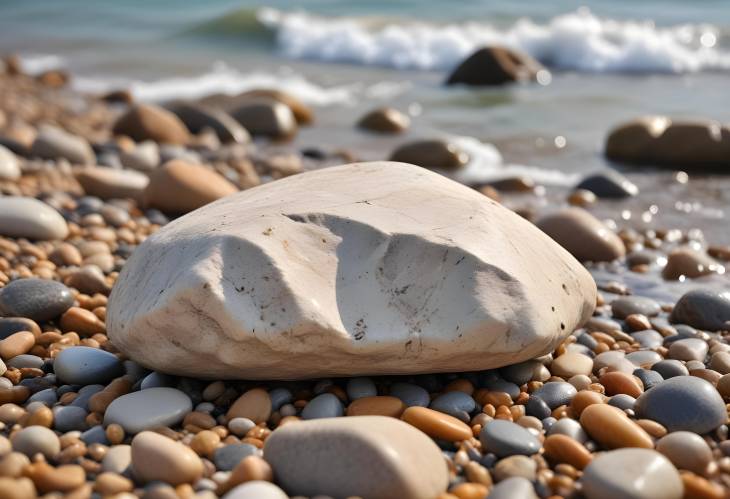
131;431;203;485
429;391;476;422
226;388;271;424
671;290;730;331
0;278;73;322
651;359;689;379
536;207;625;262
656;431;713;475
635;376;727;433
486;476;538;499
500;360;541;385
389;383;430;408
480;420;540;457
301;393;344;420
213;443;258;472
582;448;683;499
668;338;709;362
104;387;192;434
579;403;653;449
102;445;132;474
346;377;377;400
551;352;593;378
611;296;661;319
54;347;123;385
531;382;577;409
53;406;88;432
11;426;60;459
0;197;69;240
223;481;288;499
547;417;588;443
267;388;292;411
633;368;664;391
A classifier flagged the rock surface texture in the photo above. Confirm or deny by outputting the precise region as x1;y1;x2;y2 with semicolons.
107;162;595;379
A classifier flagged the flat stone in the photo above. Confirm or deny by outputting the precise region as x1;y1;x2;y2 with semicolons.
651;359;689;379
575;171;638;199
582;448;683;499
263;416;448;499
223;481;288;499
142;159;237;214
0;197;69;240
75;167;149;202
30;125;94;164
611;296;661;319
0;144;20;180
53;405;88;432
104;387;192;433
0;278;74;322
54;347;123;385
301;393;344;420
113;104;190;145
107;162;595;379
551;352;593;378
537;207;625;263
131;431;203;485
480;419;541;457
389;140;469;170
631;330;664;349
635;376;727;433
531;382;577;409
671;289;730;331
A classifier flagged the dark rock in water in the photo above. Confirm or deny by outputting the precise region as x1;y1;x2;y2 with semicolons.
0;278;74;322
357;107;410;133
100;89;134;104
446;46;546;86
113;104;190;145
575;171;638;198
169;104;250;144
611;296;661;319
662;248;723;280
651;359;688;379
671;289;730;331
390;140;469;170
635;376;726;433
482;176;536;192
230;99;297;140
237;89;313;125
605;116;730;170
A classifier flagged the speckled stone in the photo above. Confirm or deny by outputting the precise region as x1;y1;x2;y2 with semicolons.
671;289;730;331
480;420;541;457
429;391;476;422
0;278;73;322
104;387;192;433
531;382;577;409
611;296;661;319
582;448;682;499
635;376;727;433
54;347;124;385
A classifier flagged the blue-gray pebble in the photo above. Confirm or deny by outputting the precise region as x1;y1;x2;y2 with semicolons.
213;443;258;471
54;347;123;385
651;359;689;379
480;420;540;457
346;377;377;400
531;382;577;409
0;278;74;322
389;382;430;407
429;391;476;422
301;393;343;420
53;406;88;432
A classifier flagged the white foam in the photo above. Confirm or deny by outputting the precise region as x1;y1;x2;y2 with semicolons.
440;136;579;186
259;7;730;74
18;54;65;75
72;62;360;105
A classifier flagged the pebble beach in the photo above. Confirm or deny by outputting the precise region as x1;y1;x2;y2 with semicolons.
1;3;730;499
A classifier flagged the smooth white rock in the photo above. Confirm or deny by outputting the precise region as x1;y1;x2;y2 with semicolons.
0;197;69;240
108;162;596;379
0;145;20;180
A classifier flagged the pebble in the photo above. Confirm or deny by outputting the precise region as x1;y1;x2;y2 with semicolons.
24;462;86;493
347;396;406;418
102;444;131;474
346;377;377;400
525;395;551;419
389;139;469;170
0;278;73;322
301;393;344;420
357;107;410;133
223;481;288;499
531;382;577;409
0;331;34;359
480;420;540;457
635;376;727;433
429;391;476;422
263;416;449;499
500;360;541;385
54;346;123;385
668;337;709;362
671;289;730;331
228;417;256;437
579;403;653;449
30;125;94;164
113;104;190;144
170;104;249;144
0;144;20;180
230;99;297;140
131;431;203;485
10;425;60;459
652;359;689;379
599;371;643;397
536;207;625;262
493;454;537;481
656;431;713;475
575;171;639;198
551;352;593;378
213;443;258;471
75;167;149;201
401;406;472;442
663;248;722;280
104;387;193;433
485;476;538;499
0;318;40;341
52;405;88;432
710;351;730;374
543;434;593;469
226;388;271;424
548;417;589;443
611;296;661;319
582;448;683;499
390;382;430;407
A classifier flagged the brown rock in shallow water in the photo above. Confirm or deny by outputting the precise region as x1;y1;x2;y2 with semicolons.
446;46;546;86
143;159;237;214
112;104;190;145
230;99;297;140
101;89;134;104
662;247;723;280
390;139;469;170
238;89;313;124
606;116;730;169
357;108;410;133
537;207;625;262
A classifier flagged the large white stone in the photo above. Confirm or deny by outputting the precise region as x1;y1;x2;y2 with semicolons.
107;162;595;379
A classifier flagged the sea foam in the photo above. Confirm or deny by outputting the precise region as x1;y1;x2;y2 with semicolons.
259;7;730;74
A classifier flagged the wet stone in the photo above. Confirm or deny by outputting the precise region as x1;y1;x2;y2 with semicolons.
671;289;730;331
480;420;541;457
611;296;661;319
575;171;638;199
0;278;73;322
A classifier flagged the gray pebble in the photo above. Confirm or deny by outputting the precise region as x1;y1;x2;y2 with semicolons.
429;391;476;422
28;388;58;406
487;476;538;499
611;296;660;319
480;420;540;457
389;382;430;407
80;425;109;445
301;393;344;420
670;289;730;331
140;371;176;390
71;384;105;410
667;338;708;362
547;417;588;443
531;382;577;409
0;278;73;321
500;360;540;385
53;405;89;432
651;359;689;379
268;388;293;411
6;354;44;369
633;369;663;390
213;443;258;471
54;346;124;385
525;396;551;420
631;330;664;349
346;377;377;400
608;394;636;411
104;387;192;433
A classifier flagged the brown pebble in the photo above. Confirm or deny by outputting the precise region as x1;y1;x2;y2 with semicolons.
570;390;605;416
189;430;220;458
449;483;489;499
401;407;472;442
347;396;406;418
23;462;85;493
680;471;725;499
226;388;271;424
543;434;593;470
599;371;643;398
218;455;273;495
59;307;106;336
0;452;30;478
93;472;133;495
25;405;53;428
0;332;35;360
0;476;36;499
105;424;125;445
130;431;203;485
579;403;653;449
